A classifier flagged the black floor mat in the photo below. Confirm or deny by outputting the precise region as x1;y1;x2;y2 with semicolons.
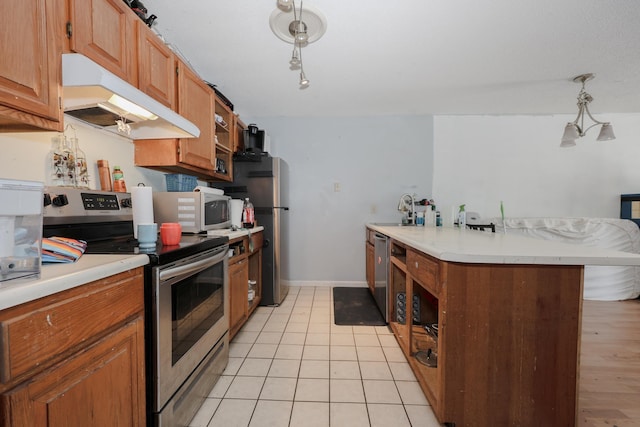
333;287;386;326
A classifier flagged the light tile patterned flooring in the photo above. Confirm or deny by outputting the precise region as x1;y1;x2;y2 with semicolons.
189;286;443;427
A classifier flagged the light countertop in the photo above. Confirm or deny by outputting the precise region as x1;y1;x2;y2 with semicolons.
207;226;264;241
367;224;640;266
0;254;149;311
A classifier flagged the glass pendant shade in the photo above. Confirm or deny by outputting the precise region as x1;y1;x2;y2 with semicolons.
560;139;577;148
596;123;616;141
278;0;292;9
561;123;579;143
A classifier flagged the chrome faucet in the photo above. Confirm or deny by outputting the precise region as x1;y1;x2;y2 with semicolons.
397;193;417;225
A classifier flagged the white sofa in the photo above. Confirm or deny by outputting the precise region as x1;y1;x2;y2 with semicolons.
486;217;640;301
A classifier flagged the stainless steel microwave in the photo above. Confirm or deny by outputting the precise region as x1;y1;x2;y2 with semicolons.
153;192;231;233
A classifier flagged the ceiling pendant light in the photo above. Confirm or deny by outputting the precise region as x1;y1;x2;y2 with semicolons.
300;71;309;87
289;47;301;69
269;1;326;89
298;46;309;88
560;73;615;147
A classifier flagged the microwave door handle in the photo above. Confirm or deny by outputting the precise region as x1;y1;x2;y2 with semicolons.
159;246;228;282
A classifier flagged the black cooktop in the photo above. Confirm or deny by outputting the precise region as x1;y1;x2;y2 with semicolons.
85;233;228;265
44;220;228;265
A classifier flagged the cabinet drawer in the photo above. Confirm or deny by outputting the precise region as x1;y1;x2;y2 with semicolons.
407;250;440;296
366;228;375;245
250;231;263;253
0;269;143;383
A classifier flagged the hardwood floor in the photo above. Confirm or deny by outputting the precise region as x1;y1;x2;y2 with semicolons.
579;298;640;426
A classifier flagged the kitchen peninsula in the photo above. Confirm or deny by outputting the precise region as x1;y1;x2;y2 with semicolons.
366;224;640;427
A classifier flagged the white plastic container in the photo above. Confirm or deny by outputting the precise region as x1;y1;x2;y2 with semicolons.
230;199;243;228
0;179;44;282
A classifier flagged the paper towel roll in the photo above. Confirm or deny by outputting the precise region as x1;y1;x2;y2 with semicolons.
131;186;154;239
230;199;244;228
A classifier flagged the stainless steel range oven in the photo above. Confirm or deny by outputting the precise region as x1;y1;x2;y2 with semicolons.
151;244;228;426
43;187;229;427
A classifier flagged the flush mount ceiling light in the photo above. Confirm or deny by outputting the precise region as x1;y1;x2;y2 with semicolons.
270;0;327;89
560;73;616;148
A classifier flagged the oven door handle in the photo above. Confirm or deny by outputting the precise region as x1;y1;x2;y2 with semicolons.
159;245;228;283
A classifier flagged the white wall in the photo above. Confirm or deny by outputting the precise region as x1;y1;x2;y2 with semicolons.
433;114;640;220
252;116;435;285
3;113;639;286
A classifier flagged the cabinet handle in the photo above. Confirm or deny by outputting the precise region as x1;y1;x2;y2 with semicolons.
415;262;419;269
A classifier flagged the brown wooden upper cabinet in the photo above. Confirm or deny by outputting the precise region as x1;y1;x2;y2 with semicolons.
134;59;217;179
0;0;63;132
135;61;240;182
234;116;247;154
176;60;215;171
66;0;138;84
214;96;234;181
137;20;175;109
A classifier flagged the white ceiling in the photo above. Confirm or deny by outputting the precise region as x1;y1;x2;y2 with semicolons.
148;0;640;118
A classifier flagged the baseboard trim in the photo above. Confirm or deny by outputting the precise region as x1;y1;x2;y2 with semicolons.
282;280;367;288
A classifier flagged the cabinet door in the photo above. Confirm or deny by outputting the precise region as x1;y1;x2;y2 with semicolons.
0;318;146;427
229;259;249;338
177;61;215;171
68;0;137;84
0;0;62;130
366;242;374;293
137;20;175;108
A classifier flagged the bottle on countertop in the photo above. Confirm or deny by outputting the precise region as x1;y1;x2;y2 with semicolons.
72;137;89;188
242;197;255;228
458;204;466;228
112;166;127;193
97;160;112;191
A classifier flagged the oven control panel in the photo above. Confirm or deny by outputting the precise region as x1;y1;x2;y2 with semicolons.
43;187;132;221
81;193;121;210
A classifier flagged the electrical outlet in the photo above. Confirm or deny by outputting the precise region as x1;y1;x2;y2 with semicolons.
334;182;341;192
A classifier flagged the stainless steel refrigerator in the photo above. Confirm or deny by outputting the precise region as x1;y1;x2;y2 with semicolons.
216;155;289;306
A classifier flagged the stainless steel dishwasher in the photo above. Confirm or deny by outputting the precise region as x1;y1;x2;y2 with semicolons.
373;232;389;322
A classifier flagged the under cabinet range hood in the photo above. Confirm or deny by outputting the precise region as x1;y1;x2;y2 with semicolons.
62;54;199;140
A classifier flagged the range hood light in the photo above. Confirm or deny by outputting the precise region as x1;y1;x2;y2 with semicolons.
104;94;158;121
62;54;199;140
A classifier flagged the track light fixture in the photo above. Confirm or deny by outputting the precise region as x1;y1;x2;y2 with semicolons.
561;74;615;148
270;1;326;89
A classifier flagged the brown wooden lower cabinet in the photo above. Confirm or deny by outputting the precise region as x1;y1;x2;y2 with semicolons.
365;241;374;293
0;268;146;427
229;258;249;336
389;241;583;427
229;231;263;339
